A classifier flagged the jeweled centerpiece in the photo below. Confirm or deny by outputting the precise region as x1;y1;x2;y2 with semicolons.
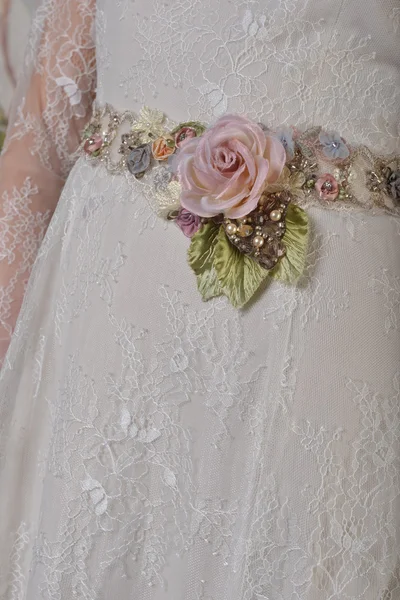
82;105;400;307
223;191;290;270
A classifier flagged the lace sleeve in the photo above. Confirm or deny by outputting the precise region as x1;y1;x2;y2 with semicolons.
0;0;96;362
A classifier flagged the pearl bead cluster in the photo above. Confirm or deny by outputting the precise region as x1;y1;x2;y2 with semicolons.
223;192;290;270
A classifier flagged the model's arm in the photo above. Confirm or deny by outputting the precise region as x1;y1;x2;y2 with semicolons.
0;0;96;362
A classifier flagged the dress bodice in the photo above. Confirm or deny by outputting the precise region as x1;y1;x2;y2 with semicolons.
96;0;400;153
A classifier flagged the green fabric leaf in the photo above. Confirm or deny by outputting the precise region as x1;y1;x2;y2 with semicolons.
213;227;269;309
188;223;223;301
187;204;309;308
270;203;309;284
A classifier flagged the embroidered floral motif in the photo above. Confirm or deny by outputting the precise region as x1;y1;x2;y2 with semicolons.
367;157;400;207
83;132;103;156
81;105;400;308
152;136;176;161
222;192;290;270
82;105;400;216
174;126;197;147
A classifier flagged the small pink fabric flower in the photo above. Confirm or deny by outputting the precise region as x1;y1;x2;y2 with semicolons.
316;173;339;201
172;114;286;219
176;208;201;238
84;133;103;155
175;127;197;148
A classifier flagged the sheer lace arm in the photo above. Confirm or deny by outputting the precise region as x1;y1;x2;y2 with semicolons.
0;0;96;362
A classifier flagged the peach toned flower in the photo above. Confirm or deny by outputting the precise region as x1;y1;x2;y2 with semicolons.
152;137;175;161
316;173;339;201
172;114;286;219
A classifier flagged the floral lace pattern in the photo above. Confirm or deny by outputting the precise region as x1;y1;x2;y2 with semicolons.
0;156;399;599
0;0;399;599
0;0;96;363
109;0;400;155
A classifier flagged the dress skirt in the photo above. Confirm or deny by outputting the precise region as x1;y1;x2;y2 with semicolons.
0;158;399;600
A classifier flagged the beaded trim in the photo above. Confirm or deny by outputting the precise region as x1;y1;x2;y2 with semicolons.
81;105;400;309
81;104;400;218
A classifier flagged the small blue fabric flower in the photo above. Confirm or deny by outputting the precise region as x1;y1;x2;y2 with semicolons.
276;127;295;159
319;131;349;160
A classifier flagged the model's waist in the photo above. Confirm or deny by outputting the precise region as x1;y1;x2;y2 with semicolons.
81;103;400;218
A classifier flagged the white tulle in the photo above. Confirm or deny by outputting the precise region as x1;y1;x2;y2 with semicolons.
0;1;399;599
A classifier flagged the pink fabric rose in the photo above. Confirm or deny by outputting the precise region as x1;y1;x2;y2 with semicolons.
172;115;286;219
84;133;103;155
316;173;339;201
176;208;201;237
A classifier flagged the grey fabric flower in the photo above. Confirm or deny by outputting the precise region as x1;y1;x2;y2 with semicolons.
388;170;400;202
126;144;152;176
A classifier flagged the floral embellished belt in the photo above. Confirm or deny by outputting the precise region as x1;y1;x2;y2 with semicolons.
81;104;400;308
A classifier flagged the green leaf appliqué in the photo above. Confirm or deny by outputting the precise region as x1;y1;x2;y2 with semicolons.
213;227;269;309
187;203;309;308
270;203;309;284
188;223;223;301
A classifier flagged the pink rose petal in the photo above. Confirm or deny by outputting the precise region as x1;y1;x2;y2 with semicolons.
173;114;285;218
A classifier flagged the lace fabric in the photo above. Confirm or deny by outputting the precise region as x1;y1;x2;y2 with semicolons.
0;0;96;362
107;0;400;154
0;1;399;599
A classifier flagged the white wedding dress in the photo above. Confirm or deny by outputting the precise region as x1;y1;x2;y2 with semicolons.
0;1;399;599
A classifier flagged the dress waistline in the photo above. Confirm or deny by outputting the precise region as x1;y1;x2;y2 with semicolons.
79;104;400;309
81;104;400;219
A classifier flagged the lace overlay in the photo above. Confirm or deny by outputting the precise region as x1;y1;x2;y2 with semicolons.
0;0;96;361
108;0;400;154
0;0;399;599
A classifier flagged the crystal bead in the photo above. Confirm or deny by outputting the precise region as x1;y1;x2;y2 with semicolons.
237;224;253;237
262;223;279;237
276;244;286;257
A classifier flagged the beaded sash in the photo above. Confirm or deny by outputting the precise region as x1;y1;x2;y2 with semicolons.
81;104;400;308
